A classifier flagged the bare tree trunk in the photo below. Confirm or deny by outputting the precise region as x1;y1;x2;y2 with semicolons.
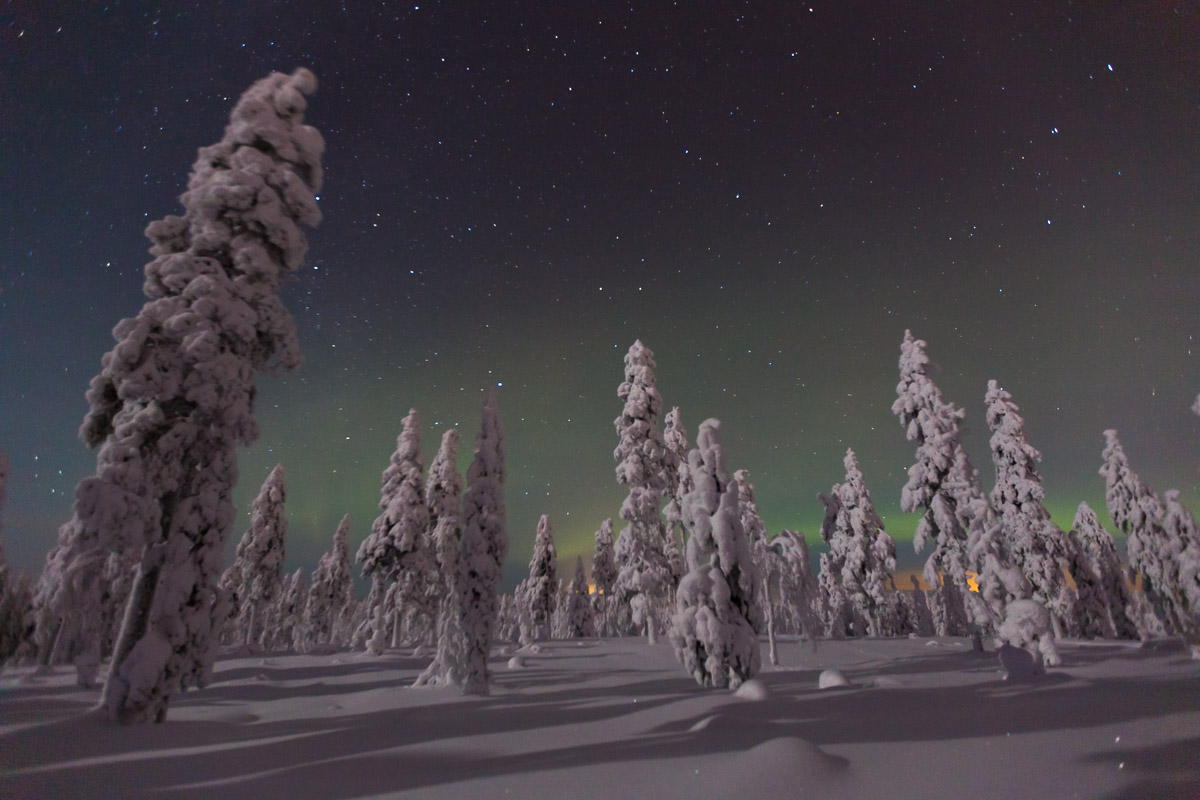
763;577;779;667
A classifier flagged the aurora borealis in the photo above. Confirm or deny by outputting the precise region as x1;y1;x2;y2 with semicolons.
1;3;1196;588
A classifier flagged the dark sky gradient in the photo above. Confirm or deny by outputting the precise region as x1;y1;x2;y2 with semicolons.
2;2;1197;589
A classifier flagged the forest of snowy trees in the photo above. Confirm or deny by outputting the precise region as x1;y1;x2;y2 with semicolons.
0;69;1198;725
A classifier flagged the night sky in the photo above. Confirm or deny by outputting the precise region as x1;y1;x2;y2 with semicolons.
2;3;1197;589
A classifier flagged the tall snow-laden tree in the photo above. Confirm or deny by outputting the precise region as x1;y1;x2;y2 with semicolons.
36;68;323;724
357;409;436;649
662;406;690;591
891;331;989;637
223;464;288;647
525;514;558;641
302;513;353;652
985;380;1075;634
415;429;468;687
566;555;593;638
733;471;774;650
670;419;761;689
818;449;898;637
613;340;673;644
1100;430;1197;639
590;518;617;636
1066;502;1138;639
456;390;507;695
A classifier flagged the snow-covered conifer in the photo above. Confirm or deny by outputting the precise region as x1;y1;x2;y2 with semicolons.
771;529;821;640
267;567;306;651
1100;430;1198;639
526;514;558;641
662;407;690;591
415;429;468;687
612;341;672;643
1066;503;1137;639
892;331;991;634
456;389;507;695
36;68;323;723
817;553;851;638
590;518;617;636
985;381;1075;635
818;449;898;637
906;575;936;637
357;409;436;648
566;555;593;638
670;419;761;689
302;513;353;651
224;464;288;648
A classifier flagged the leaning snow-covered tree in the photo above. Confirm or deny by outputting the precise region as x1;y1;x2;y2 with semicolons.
818;449;899;637
670;419;761;689
415;428;467;687
221;464;288;648
1100;430;1199;640
891;331;988;637
357;409;436;650
456;389;507;695
612;340;673;644
985;381;1077;635
301;513;353;652
1066;502;1138;639
41;69;322;724
525;514;558;642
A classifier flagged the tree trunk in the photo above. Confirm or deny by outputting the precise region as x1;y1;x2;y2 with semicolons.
101;492;175;724
763;577;779;667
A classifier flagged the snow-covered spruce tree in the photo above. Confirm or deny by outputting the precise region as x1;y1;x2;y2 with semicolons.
1100;430;1197;639
590;518;617;636
817;553;851;639
267;567;306;651
612;340;673;644
770;529;821;641
662;406;690;591
357;409;436;650
985;381;1076;635
222;464;288;648
415;429;468;687
34;69;323;723
566;555;593;638
525;514;558;642
1066;502;1137;639
735;470;781;661
891;331;989;637
818;449;899;637
302;513;353;652
456;389;507;695
670;419;761;689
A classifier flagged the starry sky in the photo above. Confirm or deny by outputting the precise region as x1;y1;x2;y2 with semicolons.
1;2;1197;590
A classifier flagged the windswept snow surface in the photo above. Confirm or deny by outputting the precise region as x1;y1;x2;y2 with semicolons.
2;636;1198;799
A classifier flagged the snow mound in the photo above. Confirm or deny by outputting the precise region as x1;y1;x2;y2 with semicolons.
871;675;903;688
734;678;770;701
687;714;720;732
818;668;852;689
507;655;526;670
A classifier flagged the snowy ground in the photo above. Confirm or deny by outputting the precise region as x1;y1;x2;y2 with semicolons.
2;636;1198;799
